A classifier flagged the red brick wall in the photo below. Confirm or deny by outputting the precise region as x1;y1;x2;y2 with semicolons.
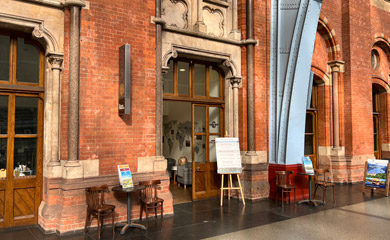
60;0;157;175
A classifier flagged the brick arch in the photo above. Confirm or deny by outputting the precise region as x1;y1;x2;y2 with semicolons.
372;76;390;93
373;34;390;63
311;65;330;85
317;14;340;60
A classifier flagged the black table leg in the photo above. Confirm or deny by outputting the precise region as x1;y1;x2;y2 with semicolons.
298;175;323;206
117;192;146;235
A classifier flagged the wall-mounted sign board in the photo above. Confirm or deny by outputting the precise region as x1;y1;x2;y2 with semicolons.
119;44;131;115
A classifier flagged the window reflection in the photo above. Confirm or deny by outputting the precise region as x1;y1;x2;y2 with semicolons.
17;38;39;84
14;138;36;177
0;35;10;81
15;97;38;135
0;96;8;134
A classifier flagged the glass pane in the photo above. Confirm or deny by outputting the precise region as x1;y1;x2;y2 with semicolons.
209;135;217;163
304;135;314;155
209;67;220;97
194;106;206;133
178;61;189;95
305;113;313;133
194;135;205;163
373;117;377;133
14;138;36;177
0;35;10;81
0;139;6;179
374;134;378;151
15;97;38;134
163;60;174;94
194;64;206;96
0;96;8;134
17;38;39;83
209;107;220;134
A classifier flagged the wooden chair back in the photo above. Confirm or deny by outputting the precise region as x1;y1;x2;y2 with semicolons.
314;169;329;183
139;180;161;202
85;185;108;211
275;171;294;186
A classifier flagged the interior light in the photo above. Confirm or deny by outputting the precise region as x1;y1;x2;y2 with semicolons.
179;69;186;72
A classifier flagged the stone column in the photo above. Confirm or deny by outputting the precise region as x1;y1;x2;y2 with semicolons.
64;1;85;174
230;77;242;138
328;60;344;148
47;53;63;167
194;0;207;32
229;0;240;39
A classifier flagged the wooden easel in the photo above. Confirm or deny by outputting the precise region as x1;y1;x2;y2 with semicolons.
220;173;245;206
362;161;390;197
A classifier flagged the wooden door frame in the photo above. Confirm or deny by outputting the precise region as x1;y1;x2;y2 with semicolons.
0;32;44;228
305;109;318;169
192;104;223;200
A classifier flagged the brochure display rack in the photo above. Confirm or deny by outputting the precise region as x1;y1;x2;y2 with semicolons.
118;164;133;188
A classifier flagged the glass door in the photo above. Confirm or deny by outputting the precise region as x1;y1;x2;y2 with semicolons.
0;93;43;227
192;104;223;200
304;110;318;168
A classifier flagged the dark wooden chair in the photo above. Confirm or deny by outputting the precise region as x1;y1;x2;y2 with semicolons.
313;168;336;205
275;171;296;207
139;180;164;228
84;185;115;239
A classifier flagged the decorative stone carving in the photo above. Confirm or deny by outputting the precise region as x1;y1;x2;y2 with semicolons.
32;26;44;38
203;6;224;37
48;53;64;70
162;0;189;29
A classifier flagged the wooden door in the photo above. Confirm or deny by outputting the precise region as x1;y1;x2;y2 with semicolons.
0;93;43;227
0;32;44;228
192;104;223;200
373;114;381;159
304;110;318;168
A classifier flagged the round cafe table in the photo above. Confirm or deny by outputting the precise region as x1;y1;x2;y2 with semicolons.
112;185;146;235
297;172;323;207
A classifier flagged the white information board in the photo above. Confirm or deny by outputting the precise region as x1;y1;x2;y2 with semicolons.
216;138;242;174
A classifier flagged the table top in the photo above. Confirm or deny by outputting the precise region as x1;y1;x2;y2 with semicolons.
298;172;315;176
112;185;145;193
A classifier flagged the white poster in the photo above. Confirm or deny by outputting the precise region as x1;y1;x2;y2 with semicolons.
216;138;242;173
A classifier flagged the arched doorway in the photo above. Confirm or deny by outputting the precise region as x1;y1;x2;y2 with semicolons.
305;83;318;168
163;58;224;202
0;32;44;227
372;85;383;159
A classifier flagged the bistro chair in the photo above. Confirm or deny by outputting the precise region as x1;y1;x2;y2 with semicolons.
313;168;336;205
84;185;115;239
275;171;296;207
139;180;164;228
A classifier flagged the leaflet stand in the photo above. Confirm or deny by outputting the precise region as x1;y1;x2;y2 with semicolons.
216;134;245;206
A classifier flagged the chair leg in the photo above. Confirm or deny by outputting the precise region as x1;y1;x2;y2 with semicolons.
333;186;336;205
294;189;296;205
281;191;284;208
97;214;101;239
112;210;115;235
313;184;318;199
145;206;149;228
84;210;91;233
155;204;157;219
323;188;326;204
139;204;143;224
275;187;279;205
161;204;164;227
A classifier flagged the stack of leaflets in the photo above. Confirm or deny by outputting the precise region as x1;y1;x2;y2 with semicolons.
118;164;133;188
302;156;314;175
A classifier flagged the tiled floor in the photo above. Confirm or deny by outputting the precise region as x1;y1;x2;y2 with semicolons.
0;183;386;240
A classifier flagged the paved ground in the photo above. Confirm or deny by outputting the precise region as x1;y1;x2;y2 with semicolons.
0;183;388;239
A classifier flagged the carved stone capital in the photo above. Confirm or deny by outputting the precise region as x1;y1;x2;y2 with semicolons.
328;60;345;73
47;52;64;70
229;76;242;88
